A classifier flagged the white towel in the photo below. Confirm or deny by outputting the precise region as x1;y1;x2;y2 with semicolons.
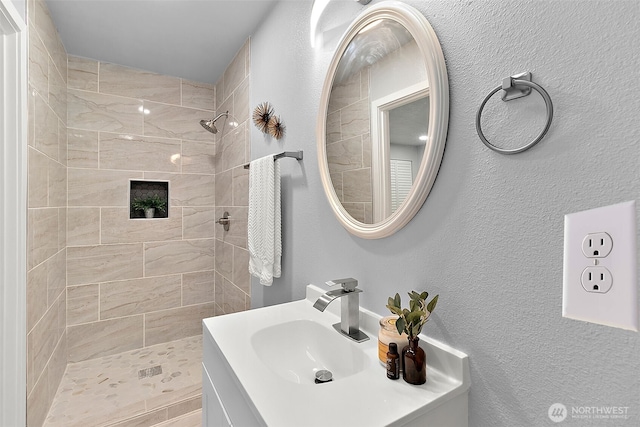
248;155;281;286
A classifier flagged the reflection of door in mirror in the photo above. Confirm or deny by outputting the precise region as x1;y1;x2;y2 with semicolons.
325;20;427;224
387;96;429;214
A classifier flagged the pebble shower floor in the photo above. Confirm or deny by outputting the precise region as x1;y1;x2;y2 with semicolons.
43;336;203;427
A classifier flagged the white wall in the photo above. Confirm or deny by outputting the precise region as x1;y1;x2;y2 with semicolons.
251;1;640;425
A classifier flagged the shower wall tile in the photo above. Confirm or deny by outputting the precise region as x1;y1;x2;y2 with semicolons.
144;239;215;277
48;57;67;124
27;291;63;394
67;208;100;246
182;270;215;306
234;76;250;125
34;93;59;160
100;62;181;104
28;208;59;269
328;71;361;113
342;168;372;203
28;2;69;420
46;332;67;406
67;128;98;168
214;40;252;315
47;249;66;306
26;370;48;427
27;261;47;333
143;101;215;142
28;147;48;208
214;239;233;281
48;157;67;207
99;133;181;172
326;110;341;144
182;79;215;111
58;122;68;167
68;55;99;91
144;303;216;346
33;0;66;80
233;247;250;294
101;207;183;244
144;172;215;207
232;165;249;206
223;41;247;100
215;169;232;206
67;315;144;362
28;29;48;97
182;207;216;240
100;275;182;319
68;89;144;134
181;139;216;175
67;243;144;286
57;207;67;250
68;168;143;207
343;202;365;223
326;136;363;173
67;284;99;326
221;279;246;314
219;121;246;172
340;99;370;140
216;206;248;248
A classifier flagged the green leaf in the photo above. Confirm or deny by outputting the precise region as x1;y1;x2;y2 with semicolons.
407;311;422;325
420;291;429;300
386;305;403;316
394;293;401;308
426;295;439;314
395;317;406;335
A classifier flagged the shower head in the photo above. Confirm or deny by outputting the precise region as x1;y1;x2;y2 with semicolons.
200;111;229;134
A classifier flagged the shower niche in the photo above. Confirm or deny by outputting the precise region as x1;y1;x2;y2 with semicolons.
130;180;169;219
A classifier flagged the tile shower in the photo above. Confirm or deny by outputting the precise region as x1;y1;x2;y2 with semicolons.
26;0;251;425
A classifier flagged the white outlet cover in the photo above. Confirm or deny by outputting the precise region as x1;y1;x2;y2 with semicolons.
563;201;638;331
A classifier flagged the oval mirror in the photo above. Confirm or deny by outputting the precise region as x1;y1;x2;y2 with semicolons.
317;1;448;239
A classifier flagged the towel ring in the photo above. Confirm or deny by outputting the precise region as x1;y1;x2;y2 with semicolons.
476;76;553;154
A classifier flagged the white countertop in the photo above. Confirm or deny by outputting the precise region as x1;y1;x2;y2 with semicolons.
202;285;470;427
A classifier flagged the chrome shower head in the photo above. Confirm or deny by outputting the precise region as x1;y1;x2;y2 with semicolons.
199;111;229;134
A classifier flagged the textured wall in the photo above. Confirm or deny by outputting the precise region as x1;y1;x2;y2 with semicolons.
251;1;640;425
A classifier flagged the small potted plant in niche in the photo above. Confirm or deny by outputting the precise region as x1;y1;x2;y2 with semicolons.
131;194;167;219
386;291;439;385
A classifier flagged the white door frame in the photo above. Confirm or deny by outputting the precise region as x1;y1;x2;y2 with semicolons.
0;0;27;426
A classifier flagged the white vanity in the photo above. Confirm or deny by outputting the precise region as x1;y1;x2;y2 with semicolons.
202;285;469;426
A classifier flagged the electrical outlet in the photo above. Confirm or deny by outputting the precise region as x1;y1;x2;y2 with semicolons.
580;266;613;293
563;201;638;331
582;232;613;258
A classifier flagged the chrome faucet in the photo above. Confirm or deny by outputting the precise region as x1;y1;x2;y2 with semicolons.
313;278;370;343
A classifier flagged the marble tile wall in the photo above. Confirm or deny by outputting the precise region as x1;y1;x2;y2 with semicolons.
26;1;68;426
212;39;252;315
326;67;373;223
65;53;221;364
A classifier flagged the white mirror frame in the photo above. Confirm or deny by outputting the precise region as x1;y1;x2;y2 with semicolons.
317;1;449;239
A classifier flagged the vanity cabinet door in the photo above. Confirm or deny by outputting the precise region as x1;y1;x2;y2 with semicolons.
202;364;233;427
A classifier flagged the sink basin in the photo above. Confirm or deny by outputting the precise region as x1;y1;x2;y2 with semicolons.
251;319;369;384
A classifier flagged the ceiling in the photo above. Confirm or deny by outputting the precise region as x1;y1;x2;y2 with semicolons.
45;0;279;84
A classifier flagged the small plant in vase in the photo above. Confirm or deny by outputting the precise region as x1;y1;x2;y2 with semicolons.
386;291;439;385
131;194;167;219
